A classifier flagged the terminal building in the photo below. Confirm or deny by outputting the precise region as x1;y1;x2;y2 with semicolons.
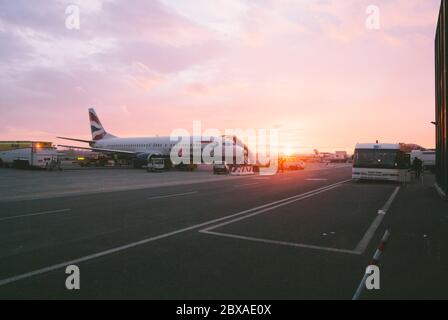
435;0;448;198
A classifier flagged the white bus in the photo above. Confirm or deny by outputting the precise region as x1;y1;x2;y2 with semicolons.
352;143;411;182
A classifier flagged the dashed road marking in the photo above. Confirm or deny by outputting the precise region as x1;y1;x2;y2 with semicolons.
234;183;260;188
147;191;198;200
0;209;72;222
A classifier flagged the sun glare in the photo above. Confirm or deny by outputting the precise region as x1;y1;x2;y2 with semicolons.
283;147;294;156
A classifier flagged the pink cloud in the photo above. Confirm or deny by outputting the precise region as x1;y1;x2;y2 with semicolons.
0;0;441;151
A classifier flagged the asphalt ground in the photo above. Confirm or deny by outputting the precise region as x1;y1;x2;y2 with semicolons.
0;164;446;299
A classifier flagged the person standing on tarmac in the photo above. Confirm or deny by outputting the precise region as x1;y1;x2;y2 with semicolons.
412;156;423;179
278;157;285;173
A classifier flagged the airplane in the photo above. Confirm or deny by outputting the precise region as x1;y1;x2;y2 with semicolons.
58;108;249;168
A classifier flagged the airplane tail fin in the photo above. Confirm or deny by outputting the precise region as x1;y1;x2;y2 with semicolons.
89;108;116;140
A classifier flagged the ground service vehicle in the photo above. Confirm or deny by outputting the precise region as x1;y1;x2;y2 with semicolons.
332;151;348;163
213;161;230;174
0;141;60;170
352;143;411;182
146;158;167;172
282;157;306;171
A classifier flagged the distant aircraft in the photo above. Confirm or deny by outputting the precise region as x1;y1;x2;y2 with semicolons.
58;108;248;168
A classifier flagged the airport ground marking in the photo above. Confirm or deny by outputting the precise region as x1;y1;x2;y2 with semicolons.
0;179;350;287
147;191;198;200
354;187;400;254
0;164;350;203
0;175;247;203
199;181;361;254
234;182;261;188
0;209;72;222
200;182;350;233
201;230;360;255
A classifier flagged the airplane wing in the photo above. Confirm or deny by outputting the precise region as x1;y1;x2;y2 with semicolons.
57;144;137;155
57;137;96;144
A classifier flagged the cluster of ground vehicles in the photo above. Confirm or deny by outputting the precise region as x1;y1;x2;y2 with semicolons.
212;157;306;175
2;140;435;183
0;141;61;170
280;157;306;171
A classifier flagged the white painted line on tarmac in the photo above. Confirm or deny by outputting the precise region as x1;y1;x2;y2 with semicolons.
0;175;248;203
0;179;350;288
306;178;328;181
234;183;260;188
381;186;400;213
147;191;198;200
0;209;72;222
200;230;360;255
201;181;349;233
354;186;400;254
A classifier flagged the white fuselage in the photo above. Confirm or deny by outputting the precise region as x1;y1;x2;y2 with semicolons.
95;136;182;155
94;136;247;163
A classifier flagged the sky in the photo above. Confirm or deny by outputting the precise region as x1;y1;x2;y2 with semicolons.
0;0;441;153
